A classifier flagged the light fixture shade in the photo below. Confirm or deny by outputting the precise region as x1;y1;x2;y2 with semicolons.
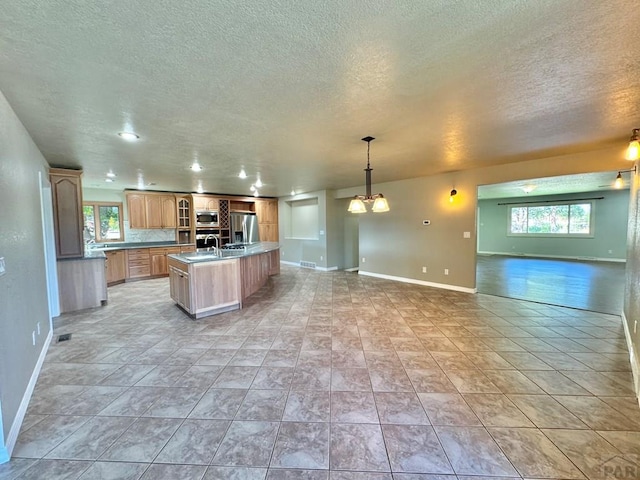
614;172;624;189
371;196;390;212
627;139;640;161
348;197;367;213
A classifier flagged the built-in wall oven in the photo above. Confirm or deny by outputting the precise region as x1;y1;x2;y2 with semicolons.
196;210;219;227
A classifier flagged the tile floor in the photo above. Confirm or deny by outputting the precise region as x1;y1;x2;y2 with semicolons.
3;266;640;479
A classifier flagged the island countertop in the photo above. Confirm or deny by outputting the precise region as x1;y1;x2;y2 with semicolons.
168;242;280;264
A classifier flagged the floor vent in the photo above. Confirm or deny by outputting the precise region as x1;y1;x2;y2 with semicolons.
300;261;317;269
57;333;72;343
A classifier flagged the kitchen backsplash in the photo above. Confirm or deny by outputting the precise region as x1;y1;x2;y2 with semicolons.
124;221;176;243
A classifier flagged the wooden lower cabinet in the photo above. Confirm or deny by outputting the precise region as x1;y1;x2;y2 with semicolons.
239;248;280;299
169;264;191;312
105;250;126;285
57;257;107;313
168;248;279;319
169;257;241;319
126;248;151;279
104;245;195;284
268;248;280;276
151;247;181;276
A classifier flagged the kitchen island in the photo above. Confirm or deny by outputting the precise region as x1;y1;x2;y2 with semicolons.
167;242;280;319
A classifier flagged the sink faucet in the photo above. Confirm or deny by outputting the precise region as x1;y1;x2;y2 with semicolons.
205;234;220;255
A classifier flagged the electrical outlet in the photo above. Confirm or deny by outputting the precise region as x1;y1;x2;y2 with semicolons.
444;269;449;275
422;266;427;273
608;250;613;254
32;331;36;346
0;257;5;276
320;255;323;261
463;231;471;238
362;257;366;263
37;322;40;335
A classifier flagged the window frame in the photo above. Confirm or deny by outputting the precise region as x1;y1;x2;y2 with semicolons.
83;201;125;243
507;200;595;238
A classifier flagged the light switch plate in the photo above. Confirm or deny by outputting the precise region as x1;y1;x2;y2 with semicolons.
463;231;471;238
0;257;5;276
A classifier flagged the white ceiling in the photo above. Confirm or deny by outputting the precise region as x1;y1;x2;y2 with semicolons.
1;1;639;197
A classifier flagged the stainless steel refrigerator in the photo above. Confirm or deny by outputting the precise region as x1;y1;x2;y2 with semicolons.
230;212;260;244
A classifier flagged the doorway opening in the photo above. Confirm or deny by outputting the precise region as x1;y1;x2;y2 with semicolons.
476;172;629;315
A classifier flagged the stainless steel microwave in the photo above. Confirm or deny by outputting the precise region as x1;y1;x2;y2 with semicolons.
196;210;219;227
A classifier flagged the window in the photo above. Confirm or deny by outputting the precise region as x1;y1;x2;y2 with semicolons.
83;202;124;243
509;201;593;236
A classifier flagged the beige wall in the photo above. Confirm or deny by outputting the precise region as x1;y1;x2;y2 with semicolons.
0;90;52;459
337;145;632;290
624;161;640;396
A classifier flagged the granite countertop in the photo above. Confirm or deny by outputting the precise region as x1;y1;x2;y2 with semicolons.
87;241;195;252
168;242;280;264
57;250;107;261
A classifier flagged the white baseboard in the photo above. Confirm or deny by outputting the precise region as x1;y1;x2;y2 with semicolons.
280;260;300;267
477;251;626;263
358;270;477;294
280;260;338;272
621;311;640;407
316;266;338;272
3;329;53;460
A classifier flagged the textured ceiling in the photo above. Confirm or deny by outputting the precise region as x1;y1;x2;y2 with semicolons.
1;1;639;197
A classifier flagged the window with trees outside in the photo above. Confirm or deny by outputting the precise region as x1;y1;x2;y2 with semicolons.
509;201;593;237
83;202;124;243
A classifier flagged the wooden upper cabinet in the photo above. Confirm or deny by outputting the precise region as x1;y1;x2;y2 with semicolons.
255;200;278;225
126;193;147;229
50;168;84;258
145;195;163;228
161;196;177;228
193;195;219;211
127;193;176;229
176;196;191;229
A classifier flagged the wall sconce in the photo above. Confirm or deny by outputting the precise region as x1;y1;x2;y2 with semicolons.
348;136;390;213
627;128;639;161
614;165;637;189
449;189;457;203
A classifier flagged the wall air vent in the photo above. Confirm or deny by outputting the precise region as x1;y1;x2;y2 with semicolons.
300;261;317;269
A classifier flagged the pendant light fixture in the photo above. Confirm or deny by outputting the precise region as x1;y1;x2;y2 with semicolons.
348;136;390;213
627;128;640;161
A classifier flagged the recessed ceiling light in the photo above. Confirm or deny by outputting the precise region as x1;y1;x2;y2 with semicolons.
255;178;263;188
191;161;202;172
238;169;247;179
106;171;116;178
118;132;139;141
522;185;537;194
105;178;114;183
250;185;256;192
